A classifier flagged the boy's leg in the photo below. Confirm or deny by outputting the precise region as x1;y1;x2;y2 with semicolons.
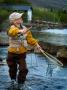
7;52;17;80
17;53;28;84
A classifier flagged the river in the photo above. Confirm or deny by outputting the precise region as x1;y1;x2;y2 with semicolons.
0;29;67;90
32;29;67;46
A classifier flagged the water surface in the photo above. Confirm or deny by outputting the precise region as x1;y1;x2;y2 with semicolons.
0;47;67;90
32;29;67;46
0;29;67;89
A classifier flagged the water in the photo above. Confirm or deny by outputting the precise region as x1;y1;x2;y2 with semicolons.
41;29;67;35
0;47;67;90
32;29;67;46
0;47;8;60
0;29;67;89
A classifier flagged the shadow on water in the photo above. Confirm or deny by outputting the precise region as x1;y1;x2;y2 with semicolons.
0;47;67;90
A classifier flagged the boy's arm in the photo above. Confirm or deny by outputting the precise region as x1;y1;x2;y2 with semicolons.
26;31;42;50
8;25;31;36
18;26;32;35
26;31;38;46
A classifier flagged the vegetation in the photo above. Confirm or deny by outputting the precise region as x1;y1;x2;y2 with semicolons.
33;8;60;23
33;8;67;24
58;10;67;23
0;0;67;31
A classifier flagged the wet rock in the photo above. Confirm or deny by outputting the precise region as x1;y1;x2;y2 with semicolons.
39;41;67;66
0;58;2;62
39;41;60;55
57;57;67;66
57;48;67;58
57;48;67;65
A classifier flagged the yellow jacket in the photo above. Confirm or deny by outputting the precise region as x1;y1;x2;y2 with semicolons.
8;25;38;54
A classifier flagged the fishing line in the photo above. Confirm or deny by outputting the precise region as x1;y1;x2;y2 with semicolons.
40;49;63;67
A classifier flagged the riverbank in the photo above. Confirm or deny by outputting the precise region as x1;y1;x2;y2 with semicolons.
39;41;67;66
39;41;67;55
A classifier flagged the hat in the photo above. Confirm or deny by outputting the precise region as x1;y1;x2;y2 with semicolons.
9;12;23;21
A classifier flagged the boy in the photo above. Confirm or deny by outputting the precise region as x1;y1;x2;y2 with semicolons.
7;12;41;90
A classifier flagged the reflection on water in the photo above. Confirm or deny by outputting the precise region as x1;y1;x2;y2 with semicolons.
0;47;67;90
32;29;67;46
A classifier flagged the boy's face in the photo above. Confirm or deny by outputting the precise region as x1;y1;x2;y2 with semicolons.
13;17;23;25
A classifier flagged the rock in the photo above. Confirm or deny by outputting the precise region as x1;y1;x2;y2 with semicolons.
57;48;67;58
38;41;67;66
56;48;67;65
0;58;2;62
39;41;59;55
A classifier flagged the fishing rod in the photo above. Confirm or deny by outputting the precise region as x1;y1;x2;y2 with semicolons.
40;48;63;67
20;24;63;67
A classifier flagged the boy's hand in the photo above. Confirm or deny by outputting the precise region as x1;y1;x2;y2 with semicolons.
36;43;42;52
20;28;27;34
19;26;32;34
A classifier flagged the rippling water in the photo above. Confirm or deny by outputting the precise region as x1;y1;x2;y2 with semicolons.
0;29;67;89
32;29;67;46
0;47;67;90
41;29;67;35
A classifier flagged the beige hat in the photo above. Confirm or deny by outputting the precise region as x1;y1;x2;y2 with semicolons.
9;12;23;21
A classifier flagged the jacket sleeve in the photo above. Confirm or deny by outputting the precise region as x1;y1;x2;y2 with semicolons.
8;26;19;37
26;31;38;46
